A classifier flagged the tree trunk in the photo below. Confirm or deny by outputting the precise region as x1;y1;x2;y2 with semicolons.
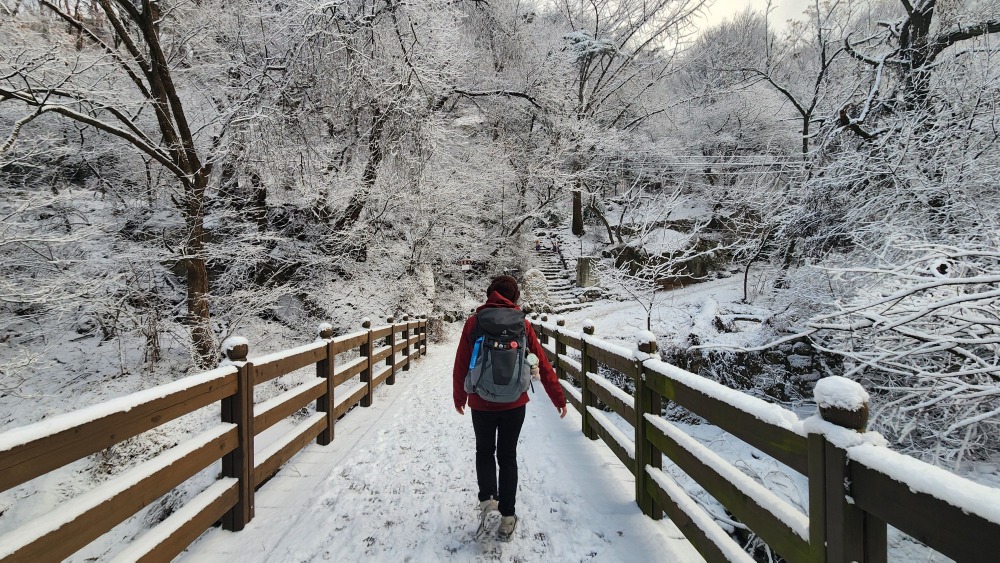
18;0;220;368
902;6;933;109
572;188;584;236
587;198;618;244
801;114;810;157
248;172;267;232
334;104;385;234
138;2;216;368
185;172;214;368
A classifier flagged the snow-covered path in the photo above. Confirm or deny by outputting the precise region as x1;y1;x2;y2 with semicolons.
181;340;702;562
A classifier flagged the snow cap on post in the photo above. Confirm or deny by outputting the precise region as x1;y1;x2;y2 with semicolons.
637;331;657;354
815;376;870;431
361;317;371;329
317;323;334;340
582;319;595;335
221;336;249;363
557;316;566;327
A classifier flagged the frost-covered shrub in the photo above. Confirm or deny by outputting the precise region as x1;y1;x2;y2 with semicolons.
805;244;1000;464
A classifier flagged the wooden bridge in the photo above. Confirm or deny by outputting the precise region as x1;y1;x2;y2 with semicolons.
1;313;999;561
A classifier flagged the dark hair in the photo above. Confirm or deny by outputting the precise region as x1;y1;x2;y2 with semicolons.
487;275;520;303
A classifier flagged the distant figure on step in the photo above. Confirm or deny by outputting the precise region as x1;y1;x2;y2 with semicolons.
550;239;559;253
534;239;541;252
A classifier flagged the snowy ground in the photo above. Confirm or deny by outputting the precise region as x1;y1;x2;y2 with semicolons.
181;337;704;562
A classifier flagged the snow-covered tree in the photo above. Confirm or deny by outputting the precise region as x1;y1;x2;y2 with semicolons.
0;0;278;366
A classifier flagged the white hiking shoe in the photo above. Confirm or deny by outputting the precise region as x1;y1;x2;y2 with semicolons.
497;515;518;542
475;499;499;538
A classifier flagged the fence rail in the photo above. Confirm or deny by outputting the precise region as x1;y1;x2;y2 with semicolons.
0;316;428;562
530;314;1000;563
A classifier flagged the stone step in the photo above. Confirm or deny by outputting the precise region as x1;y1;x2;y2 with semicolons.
550;289;577;296
552;303;586;314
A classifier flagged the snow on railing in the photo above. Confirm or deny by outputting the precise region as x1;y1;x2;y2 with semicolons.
642;359;802;434
848;442;1000;526
560;380;582;404
0;365;237;454
589;371;635;410
0;316;431;563
646;415;809;540
646;467;756;563
251;339;328;369
528;314;1000;562
560;354;582;373
0;424;236;560
587;406;635;462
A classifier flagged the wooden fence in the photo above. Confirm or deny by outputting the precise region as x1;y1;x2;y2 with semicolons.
530;314;1000;563
0;316;428;562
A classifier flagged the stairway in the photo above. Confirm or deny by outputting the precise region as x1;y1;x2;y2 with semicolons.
534;237;586;315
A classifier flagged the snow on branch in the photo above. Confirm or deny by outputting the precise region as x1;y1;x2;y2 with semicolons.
802;243;1000;463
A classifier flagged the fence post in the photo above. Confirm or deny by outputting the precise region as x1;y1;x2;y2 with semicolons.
539;315;549;345
317;324;336;446
221;338;254;531
580;322;598;440
412;315;421;359
554;317;567;380
807;378;886;563
423;314;429;352
386;316;397;385
418;314;427;356
635;333;662;519
360;318;374;407
401;314;410;374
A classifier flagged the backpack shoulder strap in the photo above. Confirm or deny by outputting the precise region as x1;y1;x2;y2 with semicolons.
466;312;481;345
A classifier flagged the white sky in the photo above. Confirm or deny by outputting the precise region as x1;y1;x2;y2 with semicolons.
694;0;806;33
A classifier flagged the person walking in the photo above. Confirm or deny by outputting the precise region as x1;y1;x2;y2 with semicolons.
453;275;568;541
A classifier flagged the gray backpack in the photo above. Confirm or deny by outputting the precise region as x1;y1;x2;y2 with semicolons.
464;308;533;403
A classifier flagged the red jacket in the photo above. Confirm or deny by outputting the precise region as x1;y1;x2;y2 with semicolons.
453;291;566;412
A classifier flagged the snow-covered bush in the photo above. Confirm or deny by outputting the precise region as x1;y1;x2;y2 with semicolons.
805;244;1000;464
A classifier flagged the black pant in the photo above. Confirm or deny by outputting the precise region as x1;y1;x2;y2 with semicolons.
471;406;526;517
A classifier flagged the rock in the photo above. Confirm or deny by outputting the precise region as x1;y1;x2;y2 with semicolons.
787;354;814;374
791;341;812;356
